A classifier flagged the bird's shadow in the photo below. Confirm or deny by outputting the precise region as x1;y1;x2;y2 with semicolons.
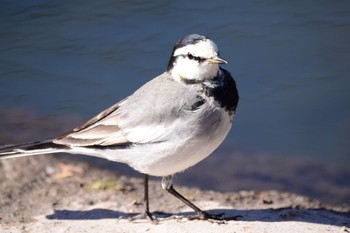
46;207;349;227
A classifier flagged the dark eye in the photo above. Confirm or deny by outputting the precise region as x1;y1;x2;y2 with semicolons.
187;53;194;60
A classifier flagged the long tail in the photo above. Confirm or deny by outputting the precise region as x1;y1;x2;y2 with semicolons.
0;140;70;159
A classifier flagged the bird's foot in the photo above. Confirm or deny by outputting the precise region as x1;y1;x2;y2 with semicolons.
185;211;242;223
129;210;159;224
191;211;226;223
129;211;173;223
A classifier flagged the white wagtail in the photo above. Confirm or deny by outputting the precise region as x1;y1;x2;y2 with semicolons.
0;34;239;221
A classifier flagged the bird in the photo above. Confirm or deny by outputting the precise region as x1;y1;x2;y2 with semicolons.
0;34;239;221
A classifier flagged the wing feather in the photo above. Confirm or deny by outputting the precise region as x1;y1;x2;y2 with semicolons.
53;73;204;147
54;99;129;146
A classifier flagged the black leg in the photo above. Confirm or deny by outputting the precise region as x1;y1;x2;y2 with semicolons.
143;174;154;221
130;174;157;222
161;175;225;220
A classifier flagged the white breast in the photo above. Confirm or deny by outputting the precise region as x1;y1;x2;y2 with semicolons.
135;109;234;176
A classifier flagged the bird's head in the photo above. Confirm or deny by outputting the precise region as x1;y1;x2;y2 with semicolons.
167;34;227;82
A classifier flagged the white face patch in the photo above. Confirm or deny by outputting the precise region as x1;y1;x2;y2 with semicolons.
171;39;221;81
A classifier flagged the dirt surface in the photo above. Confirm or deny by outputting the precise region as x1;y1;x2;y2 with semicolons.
0;156;349;233
0;109;349;232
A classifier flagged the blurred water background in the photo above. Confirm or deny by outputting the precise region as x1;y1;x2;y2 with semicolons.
0;1;349;204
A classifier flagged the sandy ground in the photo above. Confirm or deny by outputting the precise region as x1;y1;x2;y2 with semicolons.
0;156;349;233
0;109;349;232
3;209;350;233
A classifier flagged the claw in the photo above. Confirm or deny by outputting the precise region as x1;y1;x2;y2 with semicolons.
187;211;242;223
178;211;225;222
198;211;225;220
129;211;159;224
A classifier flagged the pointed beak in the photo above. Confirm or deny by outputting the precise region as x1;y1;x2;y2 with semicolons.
208;56;228;64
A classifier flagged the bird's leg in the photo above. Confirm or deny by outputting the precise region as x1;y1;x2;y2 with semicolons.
143;174;155;221
130;174;157;222
161;175;225;220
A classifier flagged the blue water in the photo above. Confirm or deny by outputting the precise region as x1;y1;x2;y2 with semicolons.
0;1;349;167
